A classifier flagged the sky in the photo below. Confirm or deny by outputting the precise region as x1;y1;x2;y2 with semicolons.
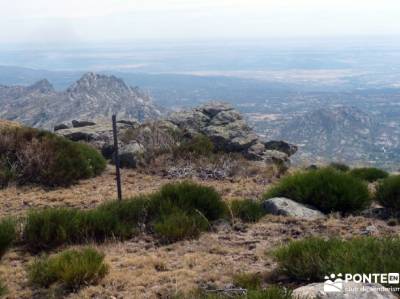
0;0;400;45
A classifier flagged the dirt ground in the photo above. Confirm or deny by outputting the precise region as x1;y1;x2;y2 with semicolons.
1;166;399;299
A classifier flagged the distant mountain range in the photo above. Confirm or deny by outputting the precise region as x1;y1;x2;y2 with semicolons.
0;72;161;129
273;106;400;168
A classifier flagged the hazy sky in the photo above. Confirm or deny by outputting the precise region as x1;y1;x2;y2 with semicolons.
1;0;400;45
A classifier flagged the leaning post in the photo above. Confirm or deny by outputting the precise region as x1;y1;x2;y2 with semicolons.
112;114;122;201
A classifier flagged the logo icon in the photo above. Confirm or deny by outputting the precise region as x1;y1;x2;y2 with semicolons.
324;273;343;292
389;273;399;284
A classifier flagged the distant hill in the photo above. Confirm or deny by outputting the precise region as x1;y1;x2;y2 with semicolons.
0;72;161;129
274;106;400;167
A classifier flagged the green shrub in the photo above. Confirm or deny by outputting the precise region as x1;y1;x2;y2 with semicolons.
154;209;209;243
375;175;400;211
349;167;389;182
28;247;108;290
273;237;400;287
0;126;106;188
174;134;214;158
0;280;7;297
264;168;371;213
24;199;148;251
230;199;265;223
233;272;262;290
24;183;227;250
24;208;79;251
329;162;350;172
0;218;16;258
149;181;227;221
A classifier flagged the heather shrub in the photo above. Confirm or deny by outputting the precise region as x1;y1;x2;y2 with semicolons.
174;134;214;158
24;182;227;250
28;247;108;290
0;218;17;258
149;181;227;221
233;272;262;289
24;208;80;251
272;237;400;288
264;168;371;213
230;199;265;223
23;199;147;251
329;162;350;172
0;126;106;188
0;280;6;297
375;175;400;212
154;209;209;243
349;167;389;182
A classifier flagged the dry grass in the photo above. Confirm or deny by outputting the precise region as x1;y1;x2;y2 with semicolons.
0;120;21;129
1;165;399;298
0;214;399;298
0;165;271;217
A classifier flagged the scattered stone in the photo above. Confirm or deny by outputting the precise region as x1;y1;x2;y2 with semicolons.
72;120;96;128
361;225;379;236
264;140;298;156
53;123;69;131
293;281;397;299
262;197;325;220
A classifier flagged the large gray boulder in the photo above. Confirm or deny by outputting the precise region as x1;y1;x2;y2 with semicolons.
168;102;296;165
262;197;325;219
293;281;397;299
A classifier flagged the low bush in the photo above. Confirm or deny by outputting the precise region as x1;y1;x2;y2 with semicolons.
149;181;227;221
173;134;214;158
375;175;400;211
264;168;371;214
349;167;389;182
0;280;6;297
329;162;350;172
24;208;79;251
230;199;265;223
233;272;262;290
148;181;226;243
0;126;106;188
0;218;17;258
272;237;400;287
154;209;209;243
23;198;148;251
24;182;227;250
28;247;108;290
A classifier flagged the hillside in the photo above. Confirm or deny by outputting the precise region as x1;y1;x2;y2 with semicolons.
273;106;400;167
0;73;161;129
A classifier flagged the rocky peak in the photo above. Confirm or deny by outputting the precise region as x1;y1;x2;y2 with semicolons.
27;79;54;93
67;72;129;94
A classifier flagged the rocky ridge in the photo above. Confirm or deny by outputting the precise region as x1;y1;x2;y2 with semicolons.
0;72;161;129
56;102;297;169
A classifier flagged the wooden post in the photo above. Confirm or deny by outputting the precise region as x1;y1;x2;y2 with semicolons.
112;115;122;201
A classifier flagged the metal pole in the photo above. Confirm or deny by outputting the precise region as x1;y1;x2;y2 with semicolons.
112;115;122;201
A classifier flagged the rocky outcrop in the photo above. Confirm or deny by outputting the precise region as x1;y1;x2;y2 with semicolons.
169;102;296;165
56;102;297;169
293;281;396;299
262;197;325;220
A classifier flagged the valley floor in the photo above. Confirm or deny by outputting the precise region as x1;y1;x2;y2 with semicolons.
1;167;399;298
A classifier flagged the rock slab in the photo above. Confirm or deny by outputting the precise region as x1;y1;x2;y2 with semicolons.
262;197;325;219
